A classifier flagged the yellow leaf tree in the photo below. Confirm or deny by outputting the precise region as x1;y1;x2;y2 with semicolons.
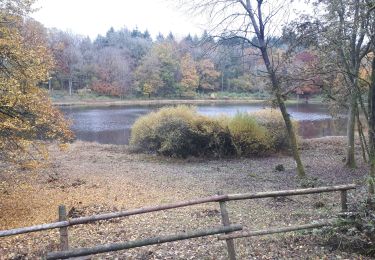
197;59;220;93
180;53;199;97
0;0;73;166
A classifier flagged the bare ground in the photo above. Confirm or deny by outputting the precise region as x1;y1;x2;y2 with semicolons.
0;136;371;259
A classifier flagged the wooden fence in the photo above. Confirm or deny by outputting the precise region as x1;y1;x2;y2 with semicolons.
0;184;356;259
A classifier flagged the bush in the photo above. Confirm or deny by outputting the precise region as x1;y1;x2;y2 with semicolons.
130;106;295;158
227;113;272;156
318;199;375;257
154;117;194;157
91;82;122;97
192;116;236;157
130;105;236;158
250;108;298;151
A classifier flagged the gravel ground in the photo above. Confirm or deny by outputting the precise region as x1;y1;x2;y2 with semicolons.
0;136;371;259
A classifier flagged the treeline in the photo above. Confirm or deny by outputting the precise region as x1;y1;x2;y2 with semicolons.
47;27;280;98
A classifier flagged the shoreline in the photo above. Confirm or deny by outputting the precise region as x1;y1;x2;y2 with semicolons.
52;98;322;108
53;98;268;107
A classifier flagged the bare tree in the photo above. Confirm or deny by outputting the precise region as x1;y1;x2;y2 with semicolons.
293;0;374;168
368;53;375;204
178;0;306;177
48;29;82;95
364;1;375;204
298;0;374;198
326;0;374;168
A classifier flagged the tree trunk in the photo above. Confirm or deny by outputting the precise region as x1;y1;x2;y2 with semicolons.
244;0;306;178
69;77;73;96
357;111;368;163
221;73;224;92
259;47;305;178
276;93;305;178
48;79;52;93
346;90;357;168
368;55;375;203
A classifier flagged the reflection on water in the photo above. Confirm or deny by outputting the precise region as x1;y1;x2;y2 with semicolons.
299;118;347;139
61;103;347;145
71;129;131;145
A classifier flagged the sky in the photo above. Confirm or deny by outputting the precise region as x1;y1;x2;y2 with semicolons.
31;0;206;40
31;0;310;41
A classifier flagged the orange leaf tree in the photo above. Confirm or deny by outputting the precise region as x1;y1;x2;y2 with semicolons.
0;0;73;166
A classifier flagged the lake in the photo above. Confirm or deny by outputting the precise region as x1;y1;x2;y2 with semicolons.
61;103;347;145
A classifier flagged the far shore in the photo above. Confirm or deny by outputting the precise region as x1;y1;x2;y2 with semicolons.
53;97;321;108
53;98;267;107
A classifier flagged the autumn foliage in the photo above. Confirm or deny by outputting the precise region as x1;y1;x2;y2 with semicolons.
0;0;73;166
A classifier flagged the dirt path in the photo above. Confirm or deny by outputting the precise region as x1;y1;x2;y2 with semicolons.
0;137;370;259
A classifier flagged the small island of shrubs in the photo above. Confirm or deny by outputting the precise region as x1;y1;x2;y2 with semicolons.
130;105;297;158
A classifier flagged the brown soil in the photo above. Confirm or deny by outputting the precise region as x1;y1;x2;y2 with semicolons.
0;136;370;259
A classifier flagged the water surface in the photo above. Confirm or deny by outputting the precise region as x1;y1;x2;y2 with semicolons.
61;103;346;145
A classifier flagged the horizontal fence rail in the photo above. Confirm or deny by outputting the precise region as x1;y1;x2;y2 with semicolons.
0;195;227;237
0;184;357;260
218;220;333;240
0;184;356;238
226;184;356;201
46;224;243;259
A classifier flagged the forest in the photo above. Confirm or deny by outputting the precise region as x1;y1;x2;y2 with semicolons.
46;27;320;99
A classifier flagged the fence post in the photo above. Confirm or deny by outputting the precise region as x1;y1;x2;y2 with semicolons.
218;191;237;260
340;190;348;212
58;205;69;251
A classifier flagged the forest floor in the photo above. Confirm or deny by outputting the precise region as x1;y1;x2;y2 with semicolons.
0;136;371;259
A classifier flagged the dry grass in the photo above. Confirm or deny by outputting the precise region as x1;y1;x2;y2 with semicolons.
250;108;299;150
227;112;271;156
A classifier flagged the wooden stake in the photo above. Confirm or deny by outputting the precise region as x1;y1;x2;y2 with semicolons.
341;190;348;212
218;191;236;260
58;205;69;251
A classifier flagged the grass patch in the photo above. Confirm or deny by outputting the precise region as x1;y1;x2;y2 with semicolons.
227;113;271;156
250;108;298;151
